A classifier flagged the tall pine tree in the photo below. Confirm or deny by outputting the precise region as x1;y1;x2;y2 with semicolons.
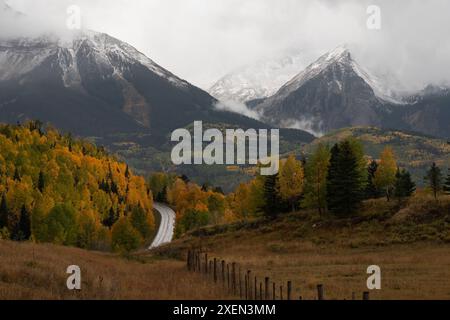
38;171;45;193
261;174;280;219
102;207;119;229
327;141;364;216
393;168;416;200
365;160;382;199
14;205;31;241
425;162;443;200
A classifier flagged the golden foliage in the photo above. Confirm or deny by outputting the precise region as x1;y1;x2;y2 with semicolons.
0;122;154;251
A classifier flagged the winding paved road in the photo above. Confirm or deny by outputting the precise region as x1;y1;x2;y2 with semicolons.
149;202;176;249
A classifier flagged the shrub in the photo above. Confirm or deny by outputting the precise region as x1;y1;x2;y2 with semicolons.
111;218;142;253
130;205;153;240
44;203;78;246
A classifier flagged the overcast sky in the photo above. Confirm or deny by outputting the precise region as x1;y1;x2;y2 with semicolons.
2;0;450;91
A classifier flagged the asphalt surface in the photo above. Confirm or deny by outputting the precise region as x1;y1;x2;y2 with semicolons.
149;202;176;249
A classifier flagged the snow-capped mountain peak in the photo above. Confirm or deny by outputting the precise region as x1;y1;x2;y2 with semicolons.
276;45;403;104
1;4;189;88
279;46;351;94
208;50;305;103
0;30;188;89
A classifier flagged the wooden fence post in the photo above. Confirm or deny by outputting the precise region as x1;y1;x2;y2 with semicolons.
193;251;196;272
280;285;283;300
196;251;199;272
214;258;217;283
245;273;248;300
260;282;263;300
247;270;251;300
317;284;324;300
254;276;257;301
221;260;225;287
232;263;236;295
273;282;276;300
287;281;292;300
187;250;191;271
239;267;242;299
265;277;269;300
363;292;370;300
227;264;230;291
194;251;198;272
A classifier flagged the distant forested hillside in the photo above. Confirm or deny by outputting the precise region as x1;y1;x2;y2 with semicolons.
0;121;154;252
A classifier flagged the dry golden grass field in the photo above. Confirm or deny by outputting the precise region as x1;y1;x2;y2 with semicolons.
0;240;227;300
1;195;450;300
156;195;450;300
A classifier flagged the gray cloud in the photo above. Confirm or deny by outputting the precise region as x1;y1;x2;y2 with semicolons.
2;0;450;91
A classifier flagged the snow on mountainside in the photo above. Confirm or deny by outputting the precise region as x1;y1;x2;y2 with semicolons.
0;28;223;136
277;46;404;105
0;30;189;89
0;26;280;140
209;51;305;103
254;46;404;136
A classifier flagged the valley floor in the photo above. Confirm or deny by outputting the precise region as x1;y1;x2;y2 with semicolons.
2;196;450;300
157;196;450;300
189;242;450;300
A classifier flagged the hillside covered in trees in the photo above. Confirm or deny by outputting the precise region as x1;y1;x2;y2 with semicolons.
149;137;450;238
0;121;154;252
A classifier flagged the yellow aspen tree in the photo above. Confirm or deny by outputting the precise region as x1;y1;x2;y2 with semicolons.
374;147;397;201
278;155;305;212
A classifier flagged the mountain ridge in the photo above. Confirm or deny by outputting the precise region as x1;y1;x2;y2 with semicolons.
0;29;306;140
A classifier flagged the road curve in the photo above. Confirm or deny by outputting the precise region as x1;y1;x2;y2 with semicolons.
149;202;176;249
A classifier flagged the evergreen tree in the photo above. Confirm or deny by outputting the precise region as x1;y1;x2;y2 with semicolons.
10;214;20;241
14;205;31;241
156;185;167;202
326;141;364;216
180;174;190;183
444;169;450;195
102;207;119;229
0;194;8;229
365;160;382;199
13;168;20;181
261;174;280;219
110;180;119;194
38;171;45;193
425;162;443;200
393;168;416;200
213;187;224;194
326;144;341;213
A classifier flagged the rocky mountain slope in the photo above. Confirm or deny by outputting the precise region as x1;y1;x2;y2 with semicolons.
253;46;404;136
0;30;223;136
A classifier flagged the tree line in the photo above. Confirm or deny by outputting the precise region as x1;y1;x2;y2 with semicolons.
149;138;450;237
229;139;449;219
